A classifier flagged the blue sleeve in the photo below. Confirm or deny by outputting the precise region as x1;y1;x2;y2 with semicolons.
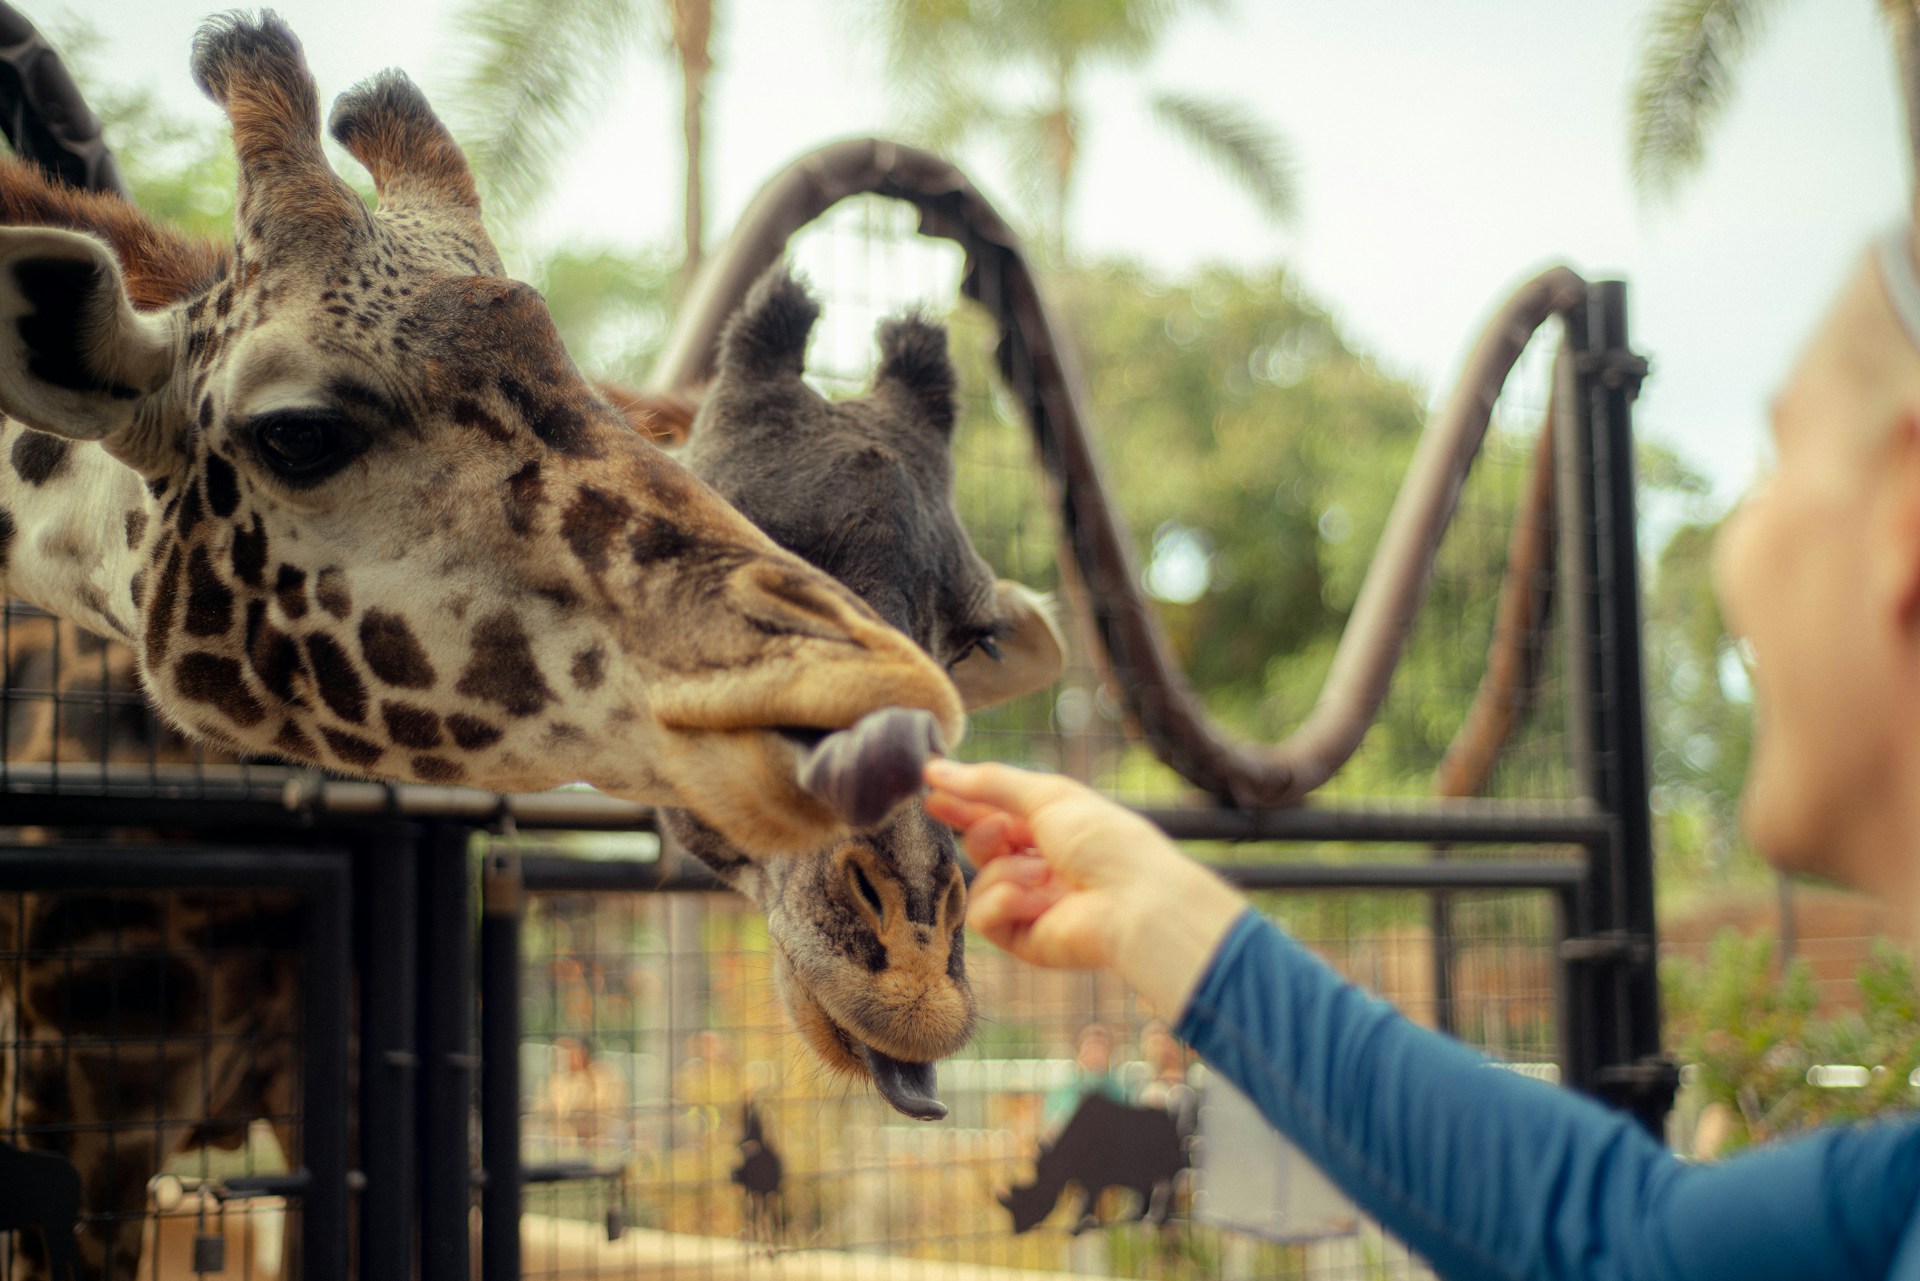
1175;910;1920;1281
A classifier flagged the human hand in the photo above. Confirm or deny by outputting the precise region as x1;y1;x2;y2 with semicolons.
923;759;1245;1013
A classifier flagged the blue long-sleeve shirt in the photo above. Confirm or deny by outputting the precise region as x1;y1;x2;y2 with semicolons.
1175;909;1920;1280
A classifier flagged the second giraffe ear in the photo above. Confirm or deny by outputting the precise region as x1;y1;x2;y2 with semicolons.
0;227;178;456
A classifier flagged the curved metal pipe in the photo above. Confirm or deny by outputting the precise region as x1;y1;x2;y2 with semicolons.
652;138;1590;808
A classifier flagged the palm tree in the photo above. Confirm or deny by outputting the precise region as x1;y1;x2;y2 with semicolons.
442;0;716;289
1628;0;1920;199
867;0;1298;257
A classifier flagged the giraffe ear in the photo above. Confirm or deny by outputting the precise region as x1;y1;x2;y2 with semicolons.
0;227;178;446
951;581;1067;711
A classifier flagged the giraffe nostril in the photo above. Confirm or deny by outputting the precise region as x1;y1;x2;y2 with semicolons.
850;862;885;920
940;873;966;929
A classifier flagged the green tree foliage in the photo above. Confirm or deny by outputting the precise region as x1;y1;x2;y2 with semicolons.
440;0;716;285
1665;930;1920;1152
1628;0;1920;197
862;0;1296;256
1645;513;1764;889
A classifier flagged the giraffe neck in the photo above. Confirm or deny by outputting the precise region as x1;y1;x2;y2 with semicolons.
0;423;156;646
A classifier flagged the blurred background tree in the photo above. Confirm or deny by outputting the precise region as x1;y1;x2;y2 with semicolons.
860;0;1298;257
441;0;716;291
1629;0;1920;197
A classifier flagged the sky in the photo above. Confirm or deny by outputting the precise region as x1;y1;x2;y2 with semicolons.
56;0;1906;510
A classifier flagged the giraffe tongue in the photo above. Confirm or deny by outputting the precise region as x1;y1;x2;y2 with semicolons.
794;707;945;830
862;1045;947;1121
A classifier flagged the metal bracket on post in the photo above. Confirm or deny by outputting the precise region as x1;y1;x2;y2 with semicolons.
1594;1057;1683;1127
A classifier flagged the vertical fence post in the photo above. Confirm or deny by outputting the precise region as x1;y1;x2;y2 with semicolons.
1561;279;1676;1136
418;823;476;1281
301;854;353;1280
359;826;419;1281
480;844;524;1281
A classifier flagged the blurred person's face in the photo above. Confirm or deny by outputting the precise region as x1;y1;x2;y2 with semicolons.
1714;240;1920;901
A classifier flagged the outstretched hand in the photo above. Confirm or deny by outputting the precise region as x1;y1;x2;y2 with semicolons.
923;759;1246;1014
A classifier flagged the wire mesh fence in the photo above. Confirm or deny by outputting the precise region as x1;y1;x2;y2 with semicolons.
512;867;1566;1281
0;875;319;1281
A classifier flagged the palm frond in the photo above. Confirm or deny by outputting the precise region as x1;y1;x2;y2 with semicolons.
1627;0;1789;201
1149;91;1299;226
441;0;647;228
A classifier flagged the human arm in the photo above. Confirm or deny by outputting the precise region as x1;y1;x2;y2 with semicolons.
925;759;1920;1281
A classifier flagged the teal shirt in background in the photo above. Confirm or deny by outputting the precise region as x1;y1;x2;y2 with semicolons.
1177;910;1920;1280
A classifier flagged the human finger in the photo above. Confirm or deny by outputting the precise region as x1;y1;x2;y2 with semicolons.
966;877;1063;952
960;812;1037;868
971;853;1051;893
922;787;1008;834
924;759;1077;822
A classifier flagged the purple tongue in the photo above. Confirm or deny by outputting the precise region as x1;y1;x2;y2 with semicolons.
796;707;945;830
862;1045;947;1121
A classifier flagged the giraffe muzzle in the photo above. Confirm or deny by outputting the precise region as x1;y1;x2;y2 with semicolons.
790;707;945;831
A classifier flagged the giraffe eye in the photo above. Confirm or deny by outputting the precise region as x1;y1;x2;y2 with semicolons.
250;408;358;484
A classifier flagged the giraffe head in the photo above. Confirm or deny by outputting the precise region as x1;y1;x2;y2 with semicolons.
0;12;962;854
667;270;1065;1117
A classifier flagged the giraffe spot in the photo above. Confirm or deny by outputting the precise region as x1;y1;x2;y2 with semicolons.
175;477;205;535
455;611;555;717
175;653;265;726
381;701;443;749
145;542;184;668
231;515;268;587
452;397;512;443
245;600;304;703
183;545;234;637
560;486;632;575
275;563;308;619
410;755;466;784
28;946;202;1037
0;508;12;571
447;713;503;751
503;460;542;536
213;283;233;317
273;719;317;760
628;516;698;565
360;610;436;688
304;632;368;724
10;432;70;486
570;644;606;691
498;374;594;456
203;451;241;518
315;567;352;620
124;509;148;549
321;726;384;768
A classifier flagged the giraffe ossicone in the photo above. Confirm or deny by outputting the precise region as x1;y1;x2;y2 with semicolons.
0;10;964;854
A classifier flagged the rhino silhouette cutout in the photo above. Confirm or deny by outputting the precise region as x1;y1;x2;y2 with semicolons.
1000;1094;1188;1234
